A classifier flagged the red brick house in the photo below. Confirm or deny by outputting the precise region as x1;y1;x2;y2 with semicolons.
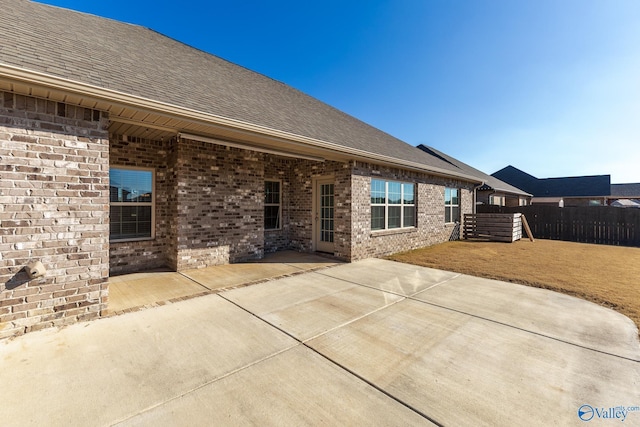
0;1;485;338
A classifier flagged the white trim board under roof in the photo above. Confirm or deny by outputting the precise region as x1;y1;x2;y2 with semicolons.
178;132;325;162
0;64;482;181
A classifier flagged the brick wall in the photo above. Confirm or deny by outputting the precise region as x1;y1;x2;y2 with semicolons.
173;137;264;269
0;92;109;339
333;163;353;260
288;161;314;252
288;160;352;259
109;134;172;275
106;137;353;271
0;91;479;340
350;162;474;260
107;135;477;269
264;158;468;261
264;156;292;253
109;136;273;271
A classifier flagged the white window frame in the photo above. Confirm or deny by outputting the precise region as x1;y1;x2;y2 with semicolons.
490;194;505;206
444;187;460;224
371;179;416;231
264;180;282;230
109;166;155;242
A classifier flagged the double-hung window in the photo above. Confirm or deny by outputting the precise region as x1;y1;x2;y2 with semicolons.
489;194;505;206
371;179;415;231
110;167;154;241
264;180;281;230
444;187;460;223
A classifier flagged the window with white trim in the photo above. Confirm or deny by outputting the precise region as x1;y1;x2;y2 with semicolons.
444;187;460;223
110;167;154;241
489;194;505;206
264;180;281;230
371;179;415;231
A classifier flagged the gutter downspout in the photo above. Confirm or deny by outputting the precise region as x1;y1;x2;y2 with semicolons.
473;182;486;214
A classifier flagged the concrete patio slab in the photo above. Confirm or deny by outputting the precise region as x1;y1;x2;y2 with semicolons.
0;294;297;427
412;273;640;361
319;257;459;296
106;271;208;314
107;250;343;314
116;345;432;426
307;298;640;426
181;250;341;291
181;262;303;291
223;271;403;341
250;250;342;270
1;258;638;426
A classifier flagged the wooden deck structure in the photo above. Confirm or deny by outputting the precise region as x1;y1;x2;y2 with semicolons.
463;213;522;242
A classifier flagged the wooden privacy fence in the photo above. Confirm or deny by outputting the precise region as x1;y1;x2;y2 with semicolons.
463;213;522;242
477;205;640;247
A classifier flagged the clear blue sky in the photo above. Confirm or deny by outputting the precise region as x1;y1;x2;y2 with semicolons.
37;0;640;183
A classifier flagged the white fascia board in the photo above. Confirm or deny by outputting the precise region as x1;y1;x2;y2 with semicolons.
0;63;482;183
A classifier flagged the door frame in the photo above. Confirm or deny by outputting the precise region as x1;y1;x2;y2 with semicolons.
312;176;335;253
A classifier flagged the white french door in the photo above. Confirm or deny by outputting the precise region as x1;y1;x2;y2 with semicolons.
314;178;335;253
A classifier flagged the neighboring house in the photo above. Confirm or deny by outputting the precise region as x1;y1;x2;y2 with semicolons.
0;1;484;337
610;199;640;208
609;184;640;207
417;146;531;207
492;165;611;207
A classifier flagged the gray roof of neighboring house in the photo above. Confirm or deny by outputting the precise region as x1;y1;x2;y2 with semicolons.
491;166;539;193
610;199;640;207
0;0;478;181
417;146;531;196
492;165;611;198
610;183;640;198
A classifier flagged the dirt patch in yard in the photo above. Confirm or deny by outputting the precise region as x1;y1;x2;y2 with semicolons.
387;239;640;331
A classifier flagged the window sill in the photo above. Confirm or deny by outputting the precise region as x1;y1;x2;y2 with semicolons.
370;227;416;238
110;237;155;243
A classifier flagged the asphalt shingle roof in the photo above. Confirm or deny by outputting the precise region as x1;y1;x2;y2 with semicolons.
492;166;611;198
0;0;477;179
611;183;640;198
417;146;530;196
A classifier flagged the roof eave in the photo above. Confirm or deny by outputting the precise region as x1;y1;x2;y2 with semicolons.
491;187;533;197
0;63;480;182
